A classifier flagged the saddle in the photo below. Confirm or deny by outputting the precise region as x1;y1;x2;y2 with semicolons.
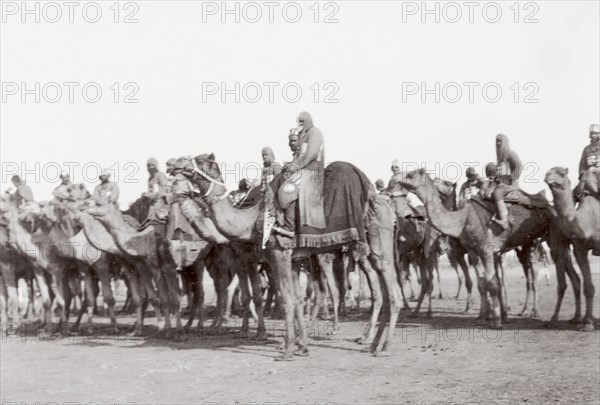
503;189;548;209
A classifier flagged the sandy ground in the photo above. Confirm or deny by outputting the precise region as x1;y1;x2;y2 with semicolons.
2;261;599;405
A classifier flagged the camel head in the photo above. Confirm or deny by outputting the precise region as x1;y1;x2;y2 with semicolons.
397;168;433;199
78;196;114;219
544;167;570;191
67;183;91;203
434;178;456;197
181;153;227;201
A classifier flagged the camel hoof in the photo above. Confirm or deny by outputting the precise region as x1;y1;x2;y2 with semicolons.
530;310;539;318
544;320;558;329
274;353;295;361
354;336;372;345
326;323;340;336
254;331;267;341
373;350;391;358
438;294;444;300
568;317;583;324
294;347;309;357
360;346;373;353
409;312;419;319
183;323;192;332
578;322;595;332
426;312;433;319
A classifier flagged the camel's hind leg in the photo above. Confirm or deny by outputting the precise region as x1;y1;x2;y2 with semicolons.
95;255;118;332
516;245;537;317
316;253;340;330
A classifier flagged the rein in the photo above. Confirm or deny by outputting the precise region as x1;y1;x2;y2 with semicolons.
190;158;227;198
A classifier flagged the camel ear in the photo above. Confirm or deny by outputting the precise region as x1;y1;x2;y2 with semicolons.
208;153;215;161
418;168;426;175
558;167;568;175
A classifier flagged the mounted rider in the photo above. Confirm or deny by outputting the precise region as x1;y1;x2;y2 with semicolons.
458;166;484;208
574;124;600;200
261;147;282;193
489;134;523;230
52;172;73;203
144;157;168;201
8;175;33;208
276;111;327;235
93;168;119;206
385;159;424;219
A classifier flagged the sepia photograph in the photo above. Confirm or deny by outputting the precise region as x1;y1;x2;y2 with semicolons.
1;1;599;404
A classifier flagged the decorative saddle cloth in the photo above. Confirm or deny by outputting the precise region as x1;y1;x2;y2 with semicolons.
267;161;373;250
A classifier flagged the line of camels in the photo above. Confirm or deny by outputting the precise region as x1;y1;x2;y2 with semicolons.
1;155;598;360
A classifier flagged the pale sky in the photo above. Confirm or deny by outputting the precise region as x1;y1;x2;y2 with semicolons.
1;0;599;208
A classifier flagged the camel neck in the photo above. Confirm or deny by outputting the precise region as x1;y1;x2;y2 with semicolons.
416;181;468;238
209;197;259;241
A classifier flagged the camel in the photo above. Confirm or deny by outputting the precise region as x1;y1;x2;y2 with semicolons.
77;198;182;336
25;200;120;334
0;196;54;328
125;190;257;336
183;154;399;359
545;167;599;331
398;168;577;328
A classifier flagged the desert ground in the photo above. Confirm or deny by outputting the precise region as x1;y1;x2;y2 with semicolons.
2;259;599;405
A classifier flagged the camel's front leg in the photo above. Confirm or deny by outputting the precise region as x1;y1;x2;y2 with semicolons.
270;248;303;360
355;256;382;345
572;245;595;331
247;261;266;339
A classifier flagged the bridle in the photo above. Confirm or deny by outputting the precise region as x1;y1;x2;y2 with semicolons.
189;157;227;199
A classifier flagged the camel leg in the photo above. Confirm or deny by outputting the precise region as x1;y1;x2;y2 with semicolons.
123;266;144;335
181;267;196;330
483;250;502;329
434;260;443;299
48;265;68;334
309;260;326;322
368;224;401;357
247;261;266;339
367;204;401;357
34;271;51;326
193;261;205;331
76;270;95;334
0;279;6;326
95;256;118;332
344;253;358;310
456;253;473;312
225;274;239;320
397;256;412;310
317;253;340;331
237;268;253;336
334;252;348;315
410;259;428;318
516;248;531;317
547;229;581;325
354;256;382;345
357;262;368;307
2;263;19;324
270;248;302;361
572;245;595;331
